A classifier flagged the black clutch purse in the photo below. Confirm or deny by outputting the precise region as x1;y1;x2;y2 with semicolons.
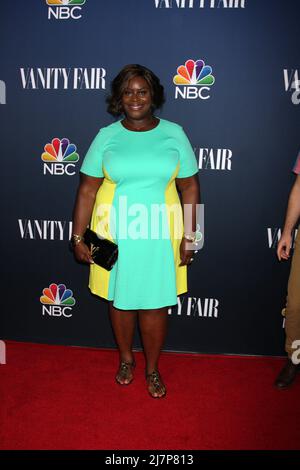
83;228;118;271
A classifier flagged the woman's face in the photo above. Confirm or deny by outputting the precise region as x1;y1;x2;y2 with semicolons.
121;76;153;120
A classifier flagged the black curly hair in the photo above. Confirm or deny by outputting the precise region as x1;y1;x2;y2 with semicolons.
106;64;165;117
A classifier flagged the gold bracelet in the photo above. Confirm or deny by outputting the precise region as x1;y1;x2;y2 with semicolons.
183;231;202;244
183;233;196;242
71;234;84;246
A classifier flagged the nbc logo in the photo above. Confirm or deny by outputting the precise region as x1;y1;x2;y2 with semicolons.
173;59;215;100
41;138;79;176
40;283;76;317
46;0;86;20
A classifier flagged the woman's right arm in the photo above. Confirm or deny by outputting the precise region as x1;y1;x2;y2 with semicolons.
277;174;300;260
72;172;104;263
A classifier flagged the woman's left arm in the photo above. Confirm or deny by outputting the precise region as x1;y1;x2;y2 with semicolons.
176;174;201;266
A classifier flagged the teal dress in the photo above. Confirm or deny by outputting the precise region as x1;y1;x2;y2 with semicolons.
80;117;198;310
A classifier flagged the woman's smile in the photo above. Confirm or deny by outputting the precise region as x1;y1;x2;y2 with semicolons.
128;104;144;110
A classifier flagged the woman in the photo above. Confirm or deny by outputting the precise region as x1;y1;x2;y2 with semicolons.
71;64;200;398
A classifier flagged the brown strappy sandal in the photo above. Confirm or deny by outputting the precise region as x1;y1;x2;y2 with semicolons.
146;370;167;398
115;359;136;385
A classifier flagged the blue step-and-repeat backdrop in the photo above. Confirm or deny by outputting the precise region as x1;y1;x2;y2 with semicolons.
0;0;299;356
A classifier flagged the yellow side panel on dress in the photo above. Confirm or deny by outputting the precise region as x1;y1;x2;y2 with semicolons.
165;162;187;296
88;167;116;300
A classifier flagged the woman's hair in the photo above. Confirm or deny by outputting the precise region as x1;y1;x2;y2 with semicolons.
106;64;165;117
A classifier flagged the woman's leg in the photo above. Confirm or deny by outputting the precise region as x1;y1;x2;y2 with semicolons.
138;307;169;397
108;301;138;384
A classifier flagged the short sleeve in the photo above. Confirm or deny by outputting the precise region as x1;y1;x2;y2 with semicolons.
80;129;106;177
292;150;300;175
176;126;199;178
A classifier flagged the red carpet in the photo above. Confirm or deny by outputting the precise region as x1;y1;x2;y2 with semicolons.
0;341;299;450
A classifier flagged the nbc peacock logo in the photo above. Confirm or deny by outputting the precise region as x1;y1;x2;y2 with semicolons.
41;138;79;176
173;59;215;100
40;283;76;318
46;0;86;4
46;0;86;20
